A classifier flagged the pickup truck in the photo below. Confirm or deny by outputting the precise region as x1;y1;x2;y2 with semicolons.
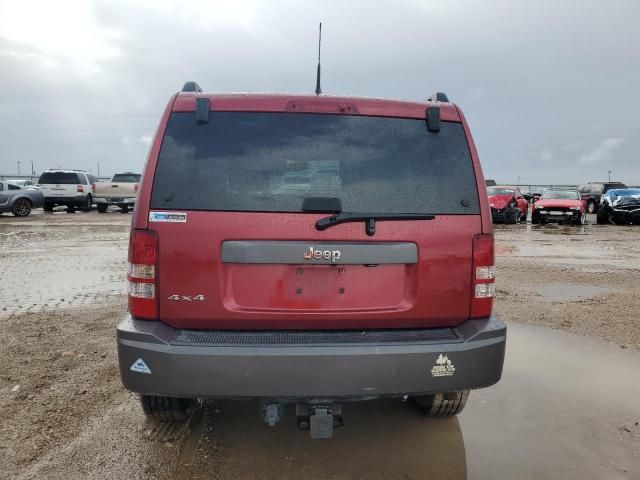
93;172;141;213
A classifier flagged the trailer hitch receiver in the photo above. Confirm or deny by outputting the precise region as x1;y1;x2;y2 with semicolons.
296;404;343;439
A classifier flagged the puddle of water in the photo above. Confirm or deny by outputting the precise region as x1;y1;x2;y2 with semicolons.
536;283;609;302
0;221;129;316
463;322;640;479
496;245;517;255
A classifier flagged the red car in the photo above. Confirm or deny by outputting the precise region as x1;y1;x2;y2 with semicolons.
487;185;528;223
117;83;506;438
532;188;587;225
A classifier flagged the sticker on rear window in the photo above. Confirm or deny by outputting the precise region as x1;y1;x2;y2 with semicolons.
149;211;187;223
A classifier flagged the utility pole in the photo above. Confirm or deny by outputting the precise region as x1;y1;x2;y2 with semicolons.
97;162;100;177
608;170;612;182
31;160;35;176
17;160;21;175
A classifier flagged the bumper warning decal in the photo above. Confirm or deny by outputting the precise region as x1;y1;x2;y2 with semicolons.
130;358;152;374
431;354;456;377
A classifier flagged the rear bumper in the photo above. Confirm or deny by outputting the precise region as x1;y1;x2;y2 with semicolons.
538;210;580;222
601;208;640;224
491;207;519;223
44;196;86;206
117;316;506;399
94;197;136;206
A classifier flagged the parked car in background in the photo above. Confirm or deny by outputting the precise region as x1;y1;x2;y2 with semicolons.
532;188;586;225
6;179;36;188
37;169;97;212
487;185;528;223
522;189;543;204
597;188;640;225
578;182;627;214
0;181;45;217
93;172;141;213
485;179;497;186
117;83;506;437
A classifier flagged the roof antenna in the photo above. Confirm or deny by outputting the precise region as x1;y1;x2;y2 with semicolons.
315;22;322;95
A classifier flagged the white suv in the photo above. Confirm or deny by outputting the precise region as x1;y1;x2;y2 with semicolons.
37;169;96;212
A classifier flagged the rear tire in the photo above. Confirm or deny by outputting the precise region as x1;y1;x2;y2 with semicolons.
575;212;586;225
140;394;195;422
12;198;32;217
520;210;527;223
97;203;108;213
412;390;470;417
82;195;92;212
531;212;540;224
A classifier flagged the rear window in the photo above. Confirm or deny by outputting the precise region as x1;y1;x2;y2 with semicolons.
542;190;581;200
606;189;640;197
487;187;515;195
38;172;80;184
112;173;141;183
151;112;479;214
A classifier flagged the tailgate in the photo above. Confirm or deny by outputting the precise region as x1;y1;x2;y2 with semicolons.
95;183;135;197
40;184;77;197
145;109;485;330
153;211;478;330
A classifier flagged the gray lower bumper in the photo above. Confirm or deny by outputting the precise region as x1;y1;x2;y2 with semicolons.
94;197;135;205
117;316;506;399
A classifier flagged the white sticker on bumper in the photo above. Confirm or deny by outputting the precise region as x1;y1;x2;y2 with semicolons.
431;354;456;377
130;358;152;374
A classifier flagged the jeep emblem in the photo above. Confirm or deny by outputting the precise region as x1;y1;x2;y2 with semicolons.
303;246;341;263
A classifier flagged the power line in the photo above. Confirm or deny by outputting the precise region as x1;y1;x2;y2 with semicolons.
1;127;154;133
0;113;159;118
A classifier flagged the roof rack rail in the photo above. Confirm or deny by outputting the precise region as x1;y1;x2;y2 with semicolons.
182;81;203;93
427;92;449;103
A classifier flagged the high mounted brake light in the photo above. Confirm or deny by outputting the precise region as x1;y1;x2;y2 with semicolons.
128;229;158;319
195;97;210;125
471;234;495;318
426;107;440;133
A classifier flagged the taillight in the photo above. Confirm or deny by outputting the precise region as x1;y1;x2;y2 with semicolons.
91;183;96;192
471;234;495;318
133;183;139;193
128;229;158;319
77;185;84;193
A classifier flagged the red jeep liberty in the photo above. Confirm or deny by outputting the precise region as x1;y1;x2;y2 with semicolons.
117;82;506;438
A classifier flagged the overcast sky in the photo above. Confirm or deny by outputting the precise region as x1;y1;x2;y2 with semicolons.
0;0;638;185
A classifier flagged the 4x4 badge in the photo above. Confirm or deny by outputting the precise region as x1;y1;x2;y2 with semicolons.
303;246;341;263
431;354;456;377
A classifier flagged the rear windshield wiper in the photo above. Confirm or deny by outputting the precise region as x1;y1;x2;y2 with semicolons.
316;212;435;236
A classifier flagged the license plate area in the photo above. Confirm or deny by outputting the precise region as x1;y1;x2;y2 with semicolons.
223;263;412;312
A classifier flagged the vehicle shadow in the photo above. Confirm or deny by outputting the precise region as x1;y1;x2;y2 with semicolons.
189;398;467;480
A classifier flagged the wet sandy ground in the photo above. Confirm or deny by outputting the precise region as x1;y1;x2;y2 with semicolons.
1;211;639;479
493;220;640;350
